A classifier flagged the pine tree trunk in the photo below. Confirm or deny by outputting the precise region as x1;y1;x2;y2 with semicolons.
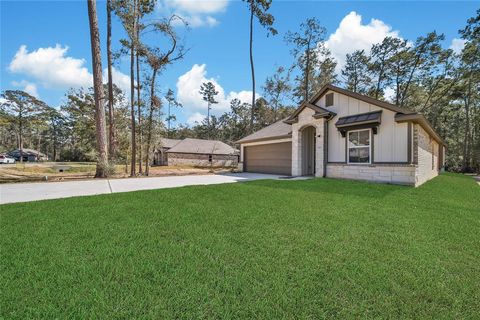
462;79;472;172
248;1;255;133
305;42;310;102
167;101;171;137
375;63;385;99
207;102;211;139
136;30;143;174
87;0;109;178
53;133;57;161
145;69;157;176
36;132;41;161
129;0;137;176
107;0;115;159
19;121;23;163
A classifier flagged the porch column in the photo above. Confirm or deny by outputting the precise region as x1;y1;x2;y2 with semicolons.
315;118;325;178
291;123;302;176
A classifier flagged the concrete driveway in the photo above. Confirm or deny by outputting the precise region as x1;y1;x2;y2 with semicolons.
0;173;284;205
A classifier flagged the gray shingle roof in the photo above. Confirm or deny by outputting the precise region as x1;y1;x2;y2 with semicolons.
236;119;292;144
159;138;182;149
167;138;236;155
8;148;47;157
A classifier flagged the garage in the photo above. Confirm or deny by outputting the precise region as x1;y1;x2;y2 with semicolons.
244;142;292;175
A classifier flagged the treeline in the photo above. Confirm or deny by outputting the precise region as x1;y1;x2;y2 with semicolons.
1;4;479;173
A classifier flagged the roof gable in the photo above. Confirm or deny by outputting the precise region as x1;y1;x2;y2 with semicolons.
284;101;336;124
309;84;415;115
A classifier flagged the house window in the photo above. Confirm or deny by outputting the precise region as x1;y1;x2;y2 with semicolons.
348;129;371;164
326;93;334;107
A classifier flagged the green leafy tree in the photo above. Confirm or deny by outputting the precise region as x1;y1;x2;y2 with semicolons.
262;66;292;121
115;0;156;176
0;90;47;163
341;50;371;93
143;15;186;175
199;81;219;139
369;36;405;99
43;106;66;161
165;88;183;136
393;32;444;107
285;17;327;102
456;9;480;171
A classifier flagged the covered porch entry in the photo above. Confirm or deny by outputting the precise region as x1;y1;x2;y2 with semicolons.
301;126;316;176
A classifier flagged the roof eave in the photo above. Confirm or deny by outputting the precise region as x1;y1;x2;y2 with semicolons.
395;113;445;145
236;134;292;145
313;111;336;120
283;118;297;124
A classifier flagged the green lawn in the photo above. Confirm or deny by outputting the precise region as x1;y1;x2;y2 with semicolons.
1;173;479;319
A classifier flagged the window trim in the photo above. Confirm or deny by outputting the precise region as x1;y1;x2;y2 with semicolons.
347;129;372;165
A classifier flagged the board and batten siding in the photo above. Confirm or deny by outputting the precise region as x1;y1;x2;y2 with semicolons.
316;90;408;163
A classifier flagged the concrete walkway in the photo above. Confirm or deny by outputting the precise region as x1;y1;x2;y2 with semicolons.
0;173;284;205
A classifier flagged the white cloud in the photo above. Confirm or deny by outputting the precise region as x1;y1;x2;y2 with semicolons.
449;38;466;54
103;67;132;95
186;112;206;125
159;0;226;28
9;45;92;89
325;11;401;71
12;80;39;98
166;0;228;14
8;45;132;95
176;64;254;120
173;14;219;27
205;16;219;27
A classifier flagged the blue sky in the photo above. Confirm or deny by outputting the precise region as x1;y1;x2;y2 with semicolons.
1;0;478;125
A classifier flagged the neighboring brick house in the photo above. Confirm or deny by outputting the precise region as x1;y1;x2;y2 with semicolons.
237;84;445;187
153;138;182;166
159;138;238;168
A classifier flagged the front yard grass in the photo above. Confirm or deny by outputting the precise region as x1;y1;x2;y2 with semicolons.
1;173;479;318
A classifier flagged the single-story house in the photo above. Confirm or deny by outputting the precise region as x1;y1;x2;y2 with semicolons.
237;84;445;187
153;138;182;166
154;138;238;167
8;148;48;162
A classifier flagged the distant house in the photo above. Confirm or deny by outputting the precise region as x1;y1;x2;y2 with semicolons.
8;148;48;162
159;138;238;167
153;138;182;166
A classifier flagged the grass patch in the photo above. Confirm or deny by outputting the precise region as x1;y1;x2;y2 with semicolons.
1;173;479;318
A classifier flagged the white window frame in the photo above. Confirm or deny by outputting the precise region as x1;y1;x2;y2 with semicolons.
347;129;372;165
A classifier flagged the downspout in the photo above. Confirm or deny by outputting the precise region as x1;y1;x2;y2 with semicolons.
323;118;329;178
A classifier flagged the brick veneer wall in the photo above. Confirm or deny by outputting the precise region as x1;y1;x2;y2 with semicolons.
167;153;239;167
326;163;416;185
414;124;439;186
291;108;325;177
